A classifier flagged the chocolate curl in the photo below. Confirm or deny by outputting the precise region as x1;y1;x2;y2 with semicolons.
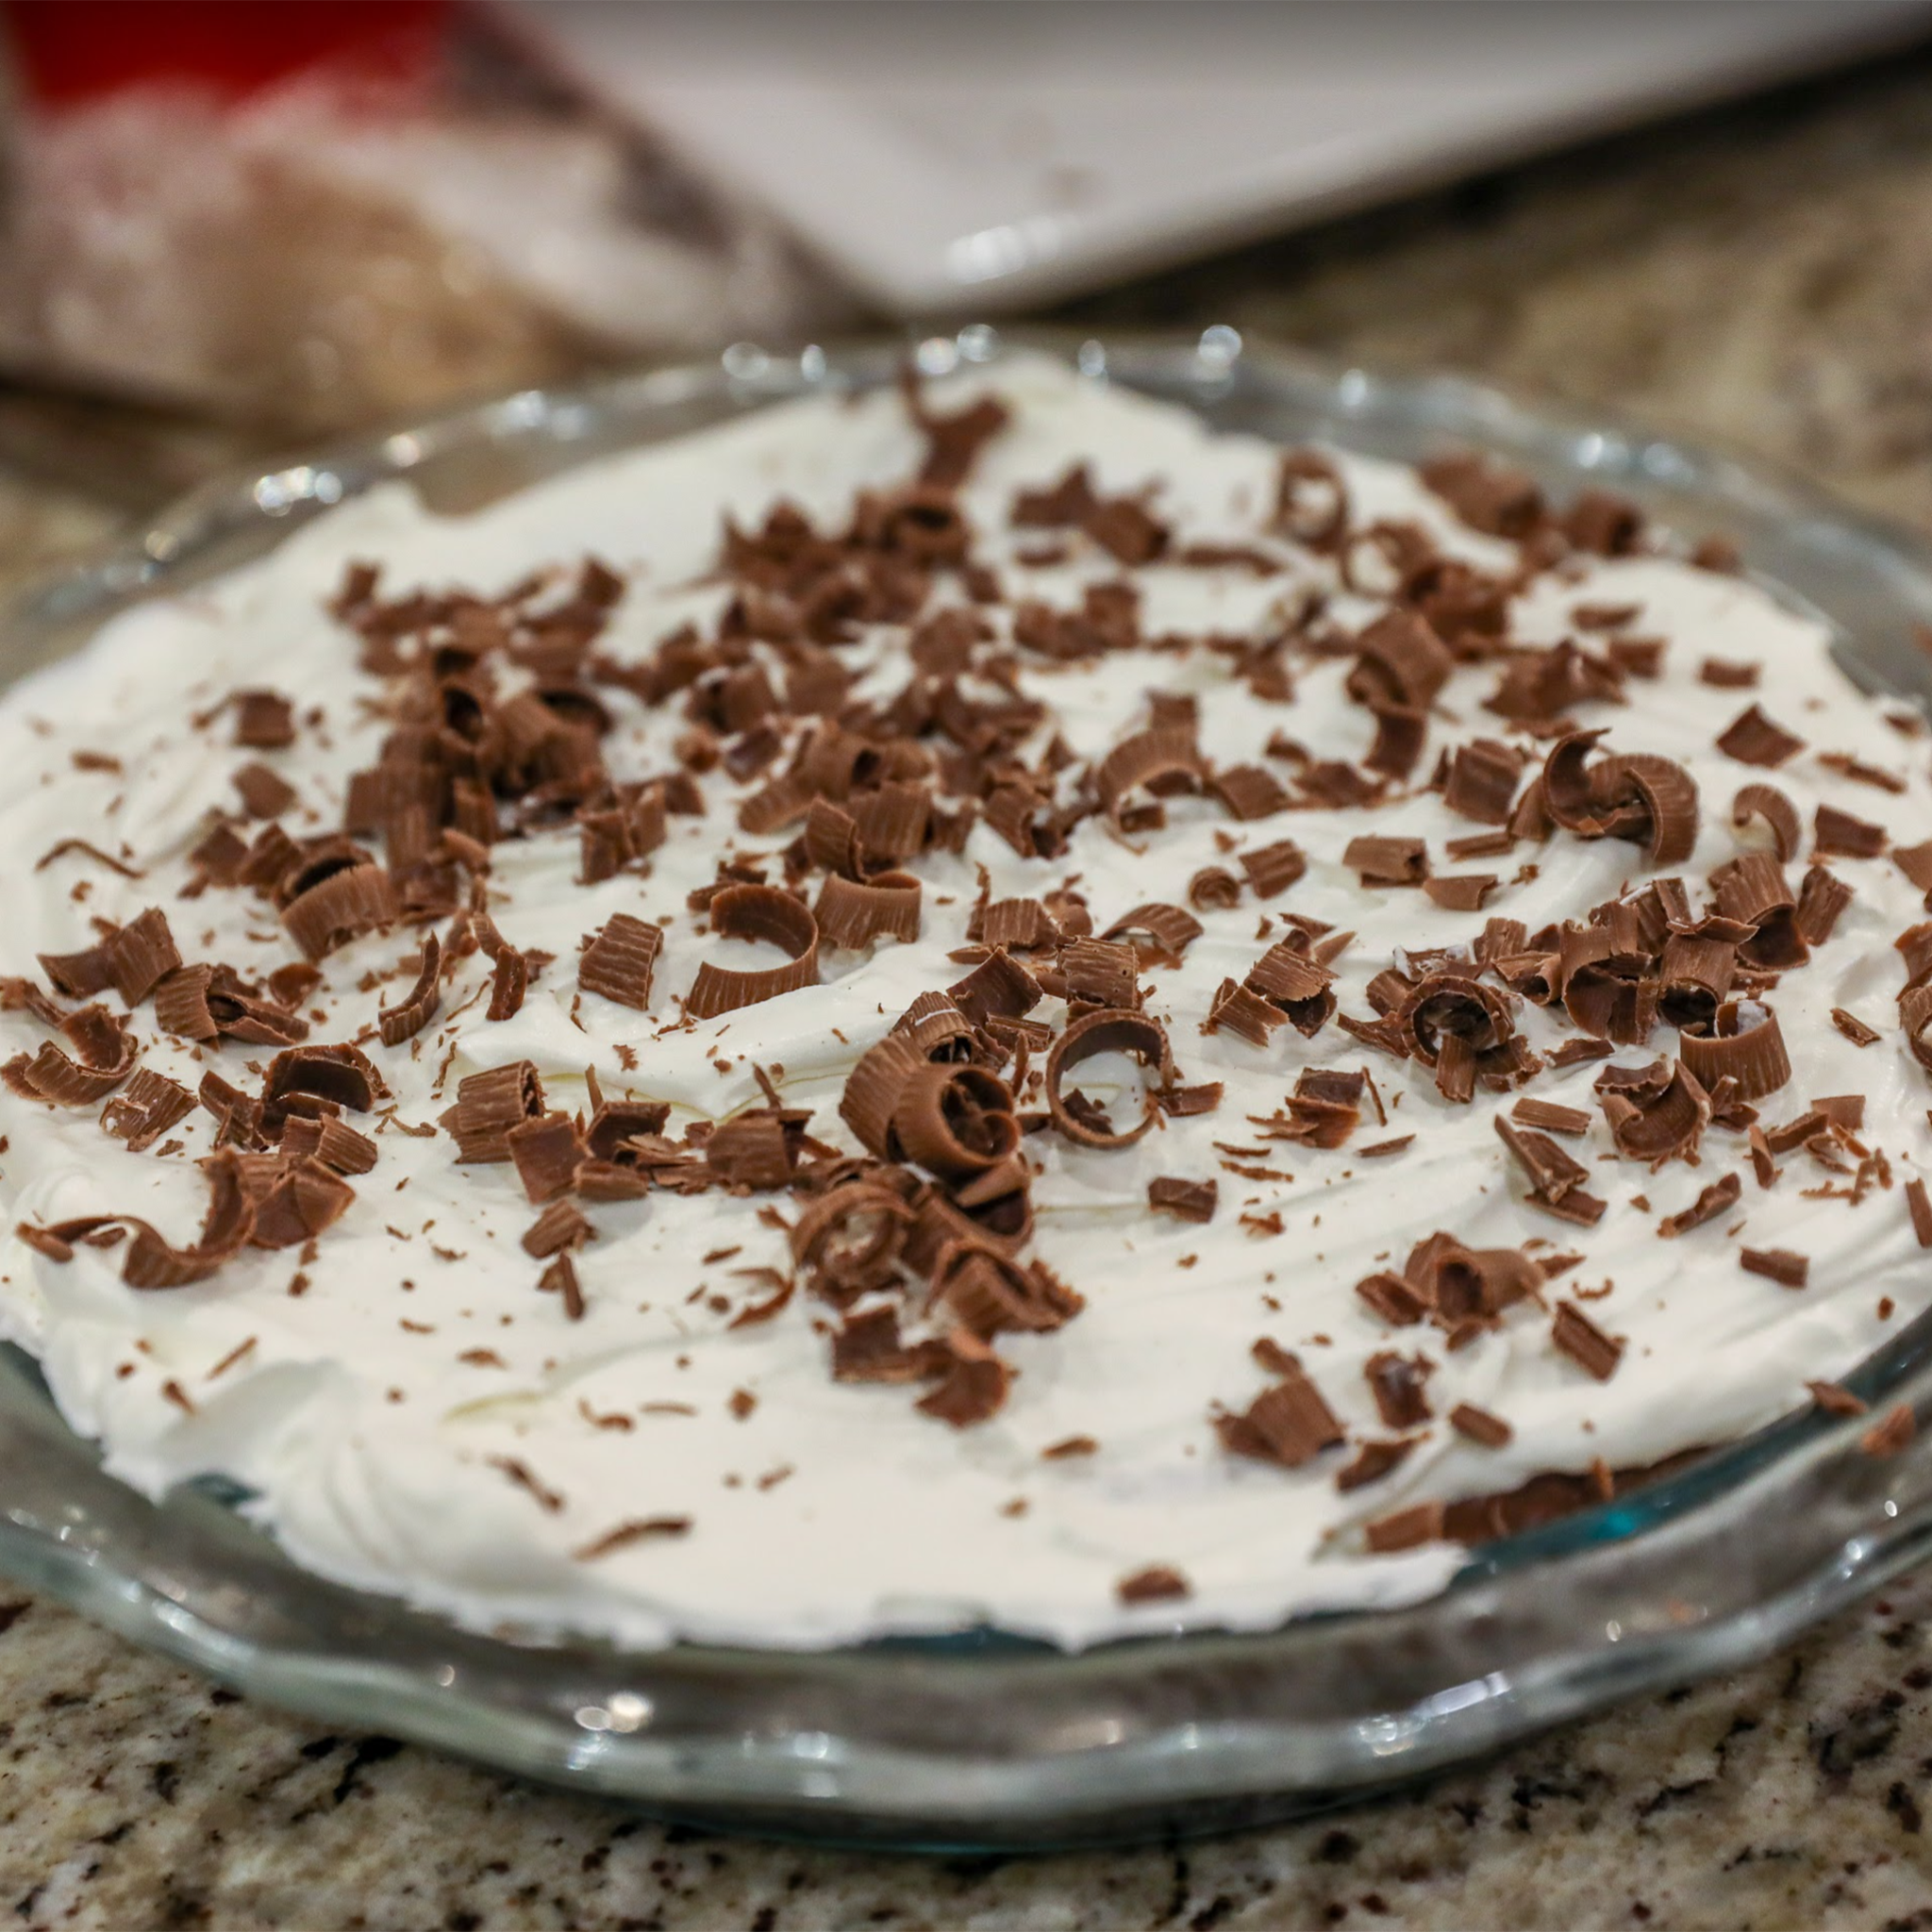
377;932;442;1047
891;1063;1019;1182
1091;726;1206;823
250;1158;355;1250
813;871;922;949
1595;1058;1711;1167
791;1180;912;1302
281;860;397;960
1099;902;1204;967
1346;610;1453;711
442;1060;544;1162
1395;974;1514;1068
947;948;1041;1027
24;1147;254;1289
3;1004;140;1106
1903;984;1932;1076
100;1067;193;1152
39;907;182;1008
1731;783;1801;863
578;913;663;1011
1215;1355;1345;1468
931;1242;1082;1340
803;797;865;879
1715;703;1805;767
839;1035;924;1159
1711;852;1808;970
264;1042;386;1117
914;1328;1016;1427
1657;933;1736;1029
1442;739;1524;825
1044;1008;1171;1149
686;885;819;1020
1242;941;1337;1038
1542;731;1699;866
1274;448;1348;547
1677;1000;1792;1102
891;991;987;1064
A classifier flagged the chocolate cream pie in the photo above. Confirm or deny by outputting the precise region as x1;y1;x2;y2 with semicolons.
1;351;1928;1650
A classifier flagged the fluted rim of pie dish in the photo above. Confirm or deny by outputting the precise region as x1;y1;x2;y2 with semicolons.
2;325;1932;1848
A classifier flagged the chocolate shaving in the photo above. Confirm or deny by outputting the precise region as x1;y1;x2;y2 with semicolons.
1894;840;1932;897
1740;1246;1808;1289
914;1328;1015;1426
1366;1351;1433;1430
1861;1405;1916;1457
1809;1380;1867;1418
1275;448;1348;544
1214;1354;1344;1468
1907;1176;1932;1248
1045;1008;1169;1148
979;897;1058;951
1423;874;1497;912
1831;1007;1881;1047
1814;801;1888;860
1449;1403;1512;1448
99;1067;192;1153
1363;1503;1446;1555
1148;1176;1217;1223
1101;901;1203;961
1700;658;1759;690
687;886;818;1020
1511;1097;1591;1136
233;761;297;820
1657;1171;1742;1236
892;1063;1018;1181
1494;1115;1607;1225
23;1147;252;1289
1115;1564;1191;1605
524;1200;592;1258
1336;1440;1416;1492
1716;704;1805;768
34;838;143;880
377;932;442;1046
1551;1300;1623;1380
232;689;295;748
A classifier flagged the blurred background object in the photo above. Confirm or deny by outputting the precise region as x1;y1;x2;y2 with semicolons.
511;0;1932;313
2;1;1932;527
0;0;843;453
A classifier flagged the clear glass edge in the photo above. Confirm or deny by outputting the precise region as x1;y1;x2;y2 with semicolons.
1;325;1930;1845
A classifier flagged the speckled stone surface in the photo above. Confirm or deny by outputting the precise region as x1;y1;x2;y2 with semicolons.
10;44;1932;1931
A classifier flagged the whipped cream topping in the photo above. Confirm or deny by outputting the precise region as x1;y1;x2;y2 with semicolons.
0;352;1927;1652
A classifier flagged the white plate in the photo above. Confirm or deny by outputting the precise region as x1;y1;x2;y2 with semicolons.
502;0;1932;314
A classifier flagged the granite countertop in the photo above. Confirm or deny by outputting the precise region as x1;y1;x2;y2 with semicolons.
9;44;1932;1932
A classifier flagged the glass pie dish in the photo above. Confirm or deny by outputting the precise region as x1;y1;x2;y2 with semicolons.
2;326;1931;1850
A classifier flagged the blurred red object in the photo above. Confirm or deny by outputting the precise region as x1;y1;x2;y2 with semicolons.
2;0;451;105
